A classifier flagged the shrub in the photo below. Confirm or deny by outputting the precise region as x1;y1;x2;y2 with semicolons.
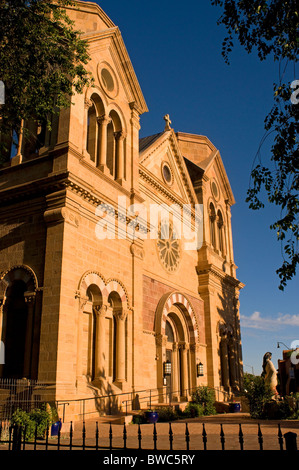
132;413;147;424
29;406;52;438
191;386;217;415
155;407;178;422
11;404;52;441
11;409;36;441
183;402;204;418
242;373;274;419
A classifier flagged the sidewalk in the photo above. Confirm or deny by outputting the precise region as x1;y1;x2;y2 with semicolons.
68;413;299;451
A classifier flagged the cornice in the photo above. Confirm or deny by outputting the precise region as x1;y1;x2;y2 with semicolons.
196;264;243;289
0;171;69;207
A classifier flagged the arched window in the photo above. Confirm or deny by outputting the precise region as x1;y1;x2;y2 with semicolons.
106;118;115;176
209;203;216;250
217;210;225;256
108;291;126;384
85;93;105;165
107;110;125;181
86;284;103;380
86;102;97;163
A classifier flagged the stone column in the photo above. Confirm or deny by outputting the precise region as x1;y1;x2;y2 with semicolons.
228;338;237;389
172;342;179;400
94;304;109;379
82;97;93;157
114;130;126;182
233;292;243;387
0;297;5;344
156;334;168;402
0;298;5;373
75;294;88;382
114;309;128;386
220;335;230;391
98;115;112;171
180;342;189;398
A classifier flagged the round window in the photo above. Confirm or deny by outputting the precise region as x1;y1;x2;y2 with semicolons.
98;63;118;98
101;68;114;92
157;220;181;272
211;180;219;199
162;162;172;185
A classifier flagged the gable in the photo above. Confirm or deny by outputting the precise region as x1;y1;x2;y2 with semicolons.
139;130;198;207
200;150;235;206
66;1;116;33
176;132;235;206
67;2;148;115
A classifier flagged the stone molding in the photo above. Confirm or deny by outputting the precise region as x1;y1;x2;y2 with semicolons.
44;207;79;228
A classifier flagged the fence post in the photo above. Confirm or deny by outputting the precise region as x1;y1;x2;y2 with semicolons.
258;424;263;451
95;422;99;451
123;423;127;449
138;424;142;450
284;432;297;451
278;424;284;450
185;423;190;451
169;423;173;451
69;421;73;451
153;422;157;450
12;425;22;451
220;424;225;451
202;423;207;451
109;423;113;450
239;424;244;451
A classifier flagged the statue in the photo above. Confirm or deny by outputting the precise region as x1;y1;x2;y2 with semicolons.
262;352;278;398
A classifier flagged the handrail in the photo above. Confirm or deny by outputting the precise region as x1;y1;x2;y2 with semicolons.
55;384;236;421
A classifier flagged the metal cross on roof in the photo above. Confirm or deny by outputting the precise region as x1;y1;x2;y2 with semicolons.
164;114;172;131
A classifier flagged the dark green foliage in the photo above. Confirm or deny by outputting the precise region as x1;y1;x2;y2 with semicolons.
191;386;217;415
211;0;299;289
0;0;93;163
242;373;274;418
183;402;204;418
155;406;178;422
11;404;52;440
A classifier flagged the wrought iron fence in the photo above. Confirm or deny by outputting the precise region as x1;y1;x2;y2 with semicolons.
0;421;297;451
0;375;235;423
0;378;54;422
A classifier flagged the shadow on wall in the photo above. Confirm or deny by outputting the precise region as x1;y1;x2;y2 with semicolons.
86;370;122;415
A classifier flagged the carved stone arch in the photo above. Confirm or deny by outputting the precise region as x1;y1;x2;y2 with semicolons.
84;85;108;110
105;278;130;309
78;270;107;304
106;103;127;134
0;265;39;296
155;291;199;343
77;272;130;309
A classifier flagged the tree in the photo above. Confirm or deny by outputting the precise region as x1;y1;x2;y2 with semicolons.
0;0;93;163
211;0;299;289
242;373;273;418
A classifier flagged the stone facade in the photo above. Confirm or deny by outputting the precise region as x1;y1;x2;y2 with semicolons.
0;1;244;420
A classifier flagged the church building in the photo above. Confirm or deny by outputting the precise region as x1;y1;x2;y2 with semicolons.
0;1;244;420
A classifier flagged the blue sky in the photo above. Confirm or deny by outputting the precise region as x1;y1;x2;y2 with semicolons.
95;0;298;375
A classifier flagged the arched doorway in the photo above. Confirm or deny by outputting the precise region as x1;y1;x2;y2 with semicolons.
3;280;28;378
155;292;199;403
0;266;40;379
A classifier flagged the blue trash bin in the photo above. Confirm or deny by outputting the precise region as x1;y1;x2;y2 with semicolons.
51;420;62;436
229;402;241;413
